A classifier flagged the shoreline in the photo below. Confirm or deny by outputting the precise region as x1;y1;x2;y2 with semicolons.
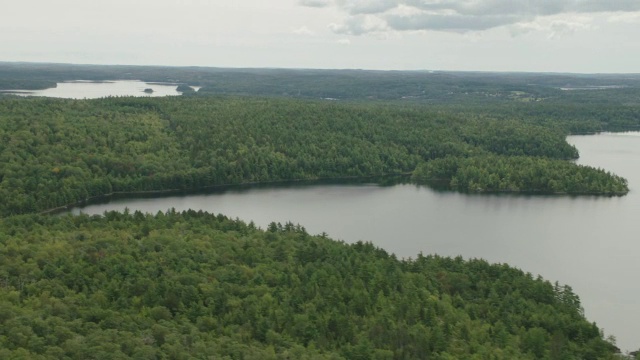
42;173;412;215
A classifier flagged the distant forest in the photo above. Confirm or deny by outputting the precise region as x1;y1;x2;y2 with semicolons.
2;62;640;105
2;61;640;132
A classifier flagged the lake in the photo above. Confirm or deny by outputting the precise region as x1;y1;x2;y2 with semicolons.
67;132;640;352
2;80;188;99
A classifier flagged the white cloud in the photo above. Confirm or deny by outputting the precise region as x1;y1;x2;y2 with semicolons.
293;26;316;35
607;11;640;23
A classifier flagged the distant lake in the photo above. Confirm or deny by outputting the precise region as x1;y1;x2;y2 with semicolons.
67;132;640;352
2;80;190;99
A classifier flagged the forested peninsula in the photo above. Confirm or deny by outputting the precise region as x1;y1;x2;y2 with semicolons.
0;96;629;217
412;155;628;194
0;211;621;359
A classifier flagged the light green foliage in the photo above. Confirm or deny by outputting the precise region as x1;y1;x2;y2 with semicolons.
0;211;619;359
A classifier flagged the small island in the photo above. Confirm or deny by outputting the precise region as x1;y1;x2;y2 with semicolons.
143;88;154;94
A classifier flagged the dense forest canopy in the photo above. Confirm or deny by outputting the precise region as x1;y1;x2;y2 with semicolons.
0;211;621;359
412;155;628;194
0;95;628;217
0;63;637;358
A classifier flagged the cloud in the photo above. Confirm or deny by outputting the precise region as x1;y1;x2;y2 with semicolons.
394;0;640;18
607;12;640;23
336;38;352;45
337;0;397;14
293;26;316;36
509;15;595;39
329;14;388;35
304;0;640;34
546;18;594;39
386;13;519;32
299;0;332;7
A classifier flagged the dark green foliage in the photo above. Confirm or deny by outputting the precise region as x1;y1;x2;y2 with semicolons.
441;101;640;134
413;155;628;195
2;62;640;135
176;84;195;93
0;96;624;217
0;211;619;359
460;120;578;159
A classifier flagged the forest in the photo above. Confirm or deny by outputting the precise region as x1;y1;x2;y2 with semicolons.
1;63;639;358
0;95;630;217
412;155;628;194
3;62;640;108
0;211;622;359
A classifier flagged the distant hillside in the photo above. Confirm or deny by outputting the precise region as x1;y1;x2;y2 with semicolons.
2;61;640;106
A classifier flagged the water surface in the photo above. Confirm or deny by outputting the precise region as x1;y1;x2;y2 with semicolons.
3;80;183;99
68;132;640;352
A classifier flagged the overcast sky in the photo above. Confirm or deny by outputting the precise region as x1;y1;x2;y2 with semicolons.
2;0;640;73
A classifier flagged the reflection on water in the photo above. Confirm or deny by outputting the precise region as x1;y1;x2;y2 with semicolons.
66;132;640;352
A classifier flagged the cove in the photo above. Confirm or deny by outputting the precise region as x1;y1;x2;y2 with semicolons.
67;132;640;352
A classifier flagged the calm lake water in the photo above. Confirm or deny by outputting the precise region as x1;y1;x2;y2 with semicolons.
68;132;640;352
3;80;185;99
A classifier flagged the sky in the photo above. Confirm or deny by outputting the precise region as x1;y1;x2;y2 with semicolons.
2;0;640;73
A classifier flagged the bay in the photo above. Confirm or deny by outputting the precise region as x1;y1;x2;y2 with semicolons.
67;131;640;352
